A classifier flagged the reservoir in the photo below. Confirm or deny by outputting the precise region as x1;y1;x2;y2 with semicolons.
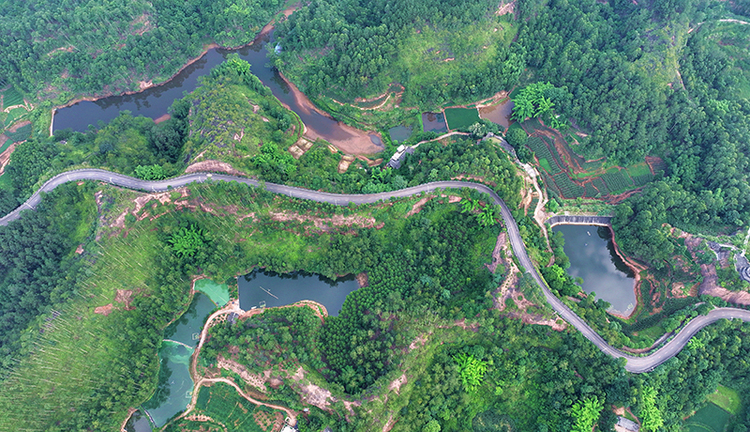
53;30;382;154
238;269;359;316
552;225;636;316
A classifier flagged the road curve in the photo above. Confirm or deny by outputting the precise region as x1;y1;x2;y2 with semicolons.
3;168;750;373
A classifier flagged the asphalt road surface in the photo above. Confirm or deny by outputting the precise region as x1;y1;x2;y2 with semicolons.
3;169;749;373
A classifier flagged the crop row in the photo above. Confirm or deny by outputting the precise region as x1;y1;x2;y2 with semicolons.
583;181;598;198
552;172;585;198
601;170;634;193
538;135;567;169
1;87;23;107
630;173;654;187
592;177;609;195
526;137;562;175
542;171;562;198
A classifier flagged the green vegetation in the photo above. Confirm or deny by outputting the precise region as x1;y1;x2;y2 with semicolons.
707;385;742;415
570;397;604;432
274;0;523;107
0;0;288;101
684;403;732;432
453;351;488;392
511;82;567;129
169;224;206;258
135;164;167;180
166;382;281;432
638;386;664;432
444;108;481;130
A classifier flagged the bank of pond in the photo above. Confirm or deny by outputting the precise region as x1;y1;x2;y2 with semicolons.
131;270;360;429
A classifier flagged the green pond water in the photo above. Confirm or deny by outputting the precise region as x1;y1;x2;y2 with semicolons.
141;291;219;428
194;278;231;306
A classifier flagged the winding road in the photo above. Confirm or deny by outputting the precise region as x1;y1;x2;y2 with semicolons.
4;168;750;373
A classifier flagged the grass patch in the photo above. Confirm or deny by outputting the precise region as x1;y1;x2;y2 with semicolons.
444;107;480;130
685;403;731;432
707;385;742;415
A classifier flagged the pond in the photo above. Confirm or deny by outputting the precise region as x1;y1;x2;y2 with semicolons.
238;269;360;316
552;225;636;316
388;125;412;143
478;98;514;128
422;112;448;133
124;409;152;432
140;291;218;428
53;31;382;154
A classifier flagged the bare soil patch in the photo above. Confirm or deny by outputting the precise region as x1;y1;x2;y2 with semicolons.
7;120;31;133
409;334;429;351
154;113;171;124
130;13;154;36
388;374;407;395
0;142;18;175
268;210;383;231
356;272;369;288
276;71;383;155
94;303;113;316
217;355;269;392
115;289;135;310
338;154;355;173
496;1;516;16
186;160;246;176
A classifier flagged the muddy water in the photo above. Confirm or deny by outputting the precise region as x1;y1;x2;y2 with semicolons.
422;112;448;133
53;31;382;154
141;292;216;428
478;98;514;128
552;225;636;315
238;269;359;316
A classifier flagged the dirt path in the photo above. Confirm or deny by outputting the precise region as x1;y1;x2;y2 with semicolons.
164;297;299;428
0;142;15;176
182;377;297;425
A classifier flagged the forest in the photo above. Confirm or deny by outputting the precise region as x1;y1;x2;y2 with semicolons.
3;0;750;430
0;0;287;100
273;0;524;107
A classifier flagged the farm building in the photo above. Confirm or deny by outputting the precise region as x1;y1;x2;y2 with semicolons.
386;145;414;169
616;416;639;432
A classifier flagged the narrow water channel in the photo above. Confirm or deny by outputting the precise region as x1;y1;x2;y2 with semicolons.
552;225;636;316
238;269;359;316
53;31;382;154
140;290;222;429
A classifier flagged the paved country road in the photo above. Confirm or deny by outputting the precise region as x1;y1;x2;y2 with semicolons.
3;168;750;373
